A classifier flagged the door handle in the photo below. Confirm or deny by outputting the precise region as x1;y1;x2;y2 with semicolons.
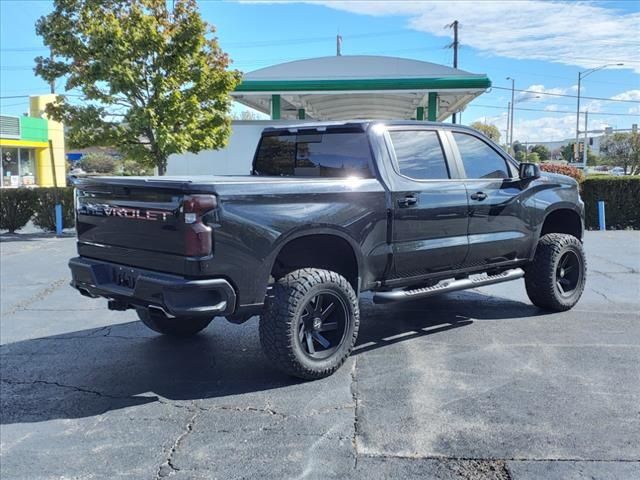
398;195;418;208
470;191;487;201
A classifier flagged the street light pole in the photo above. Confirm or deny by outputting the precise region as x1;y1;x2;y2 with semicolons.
583;110;589;167
575;63;623;163
505;101;511;148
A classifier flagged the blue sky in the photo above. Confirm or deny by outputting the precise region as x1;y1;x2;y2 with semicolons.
1;0;638;143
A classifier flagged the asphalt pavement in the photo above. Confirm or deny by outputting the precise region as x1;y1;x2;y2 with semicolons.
1;231;639;479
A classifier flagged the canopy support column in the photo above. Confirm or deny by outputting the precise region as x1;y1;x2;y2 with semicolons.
271;94;281;120
416;106;424;121
428;92;438;121
297;108;305;120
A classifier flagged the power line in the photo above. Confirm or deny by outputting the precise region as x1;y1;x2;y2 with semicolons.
469;103;639;117
222;29;413;49
0;101;28;108
508;69;639;88
492;85;640;103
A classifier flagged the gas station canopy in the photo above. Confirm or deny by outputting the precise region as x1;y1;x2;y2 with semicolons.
232;55;491;121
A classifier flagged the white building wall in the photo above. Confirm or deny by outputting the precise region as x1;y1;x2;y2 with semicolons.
167;120;316;176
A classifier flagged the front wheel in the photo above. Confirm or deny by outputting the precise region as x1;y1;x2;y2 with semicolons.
259;268;360;380
136;308;212;337
525;233;587;311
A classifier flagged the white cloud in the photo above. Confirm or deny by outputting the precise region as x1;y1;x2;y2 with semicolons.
516;84;579;102
583;100;603;113
611;90;640;102
302;1;640;72
472;112;614;143
610;90;640;114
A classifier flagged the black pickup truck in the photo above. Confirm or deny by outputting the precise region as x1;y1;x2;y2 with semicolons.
70;121;586;379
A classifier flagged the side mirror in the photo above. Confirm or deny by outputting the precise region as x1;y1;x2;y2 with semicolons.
519;162;540;180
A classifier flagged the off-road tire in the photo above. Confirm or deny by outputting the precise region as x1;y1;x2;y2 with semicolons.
259;268;360;380
525;233;586;311
136;308;212;337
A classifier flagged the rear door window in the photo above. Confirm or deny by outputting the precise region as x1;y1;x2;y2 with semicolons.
389;130;450;180
253;132;373;178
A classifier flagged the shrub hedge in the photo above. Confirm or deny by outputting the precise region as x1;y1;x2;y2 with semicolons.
0;187;75;233
0;188;38;232
32;187;76;232
540;163;585;184
581;176;640;230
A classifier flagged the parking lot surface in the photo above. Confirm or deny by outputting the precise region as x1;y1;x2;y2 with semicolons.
1;231;639;479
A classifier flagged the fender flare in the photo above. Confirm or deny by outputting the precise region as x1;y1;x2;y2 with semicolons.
263;225;364;288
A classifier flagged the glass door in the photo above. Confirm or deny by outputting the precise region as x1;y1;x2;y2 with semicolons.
19;148;36;185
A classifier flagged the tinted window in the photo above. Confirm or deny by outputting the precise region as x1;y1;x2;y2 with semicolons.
253;132;373;178
453;132;510;179
389;130;449;179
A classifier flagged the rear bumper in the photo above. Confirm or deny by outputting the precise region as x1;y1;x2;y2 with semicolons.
69;257;236;317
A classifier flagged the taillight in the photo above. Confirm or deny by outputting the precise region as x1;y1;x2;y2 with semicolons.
183;195;216;256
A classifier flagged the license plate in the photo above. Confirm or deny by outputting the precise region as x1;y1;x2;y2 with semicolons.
113;267;138;289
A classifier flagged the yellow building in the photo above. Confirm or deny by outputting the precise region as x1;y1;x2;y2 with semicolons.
0;94;66;187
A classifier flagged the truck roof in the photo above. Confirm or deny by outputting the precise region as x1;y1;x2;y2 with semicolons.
261;120;479;135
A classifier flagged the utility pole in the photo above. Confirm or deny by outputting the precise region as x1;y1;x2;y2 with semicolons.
49;49;55;94
574;71;582;164
448;20;459;123
506;77;515;153
583;110;589;167
336;33;342;56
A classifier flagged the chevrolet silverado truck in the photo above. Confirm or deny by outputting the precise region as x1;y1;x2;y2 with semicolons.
69;121;586;379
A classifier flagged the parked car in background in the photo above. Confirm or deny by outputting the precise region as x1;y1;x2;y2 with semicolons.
611;167;626;176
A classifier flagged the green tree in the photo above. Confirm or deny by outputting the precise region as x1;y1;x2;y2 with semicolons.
512;141;525;155
79;152;118;174
530;144;550;161
35;0;241;175
600;132;640;175
120;158;154;176
527;152;540;164
232;109;265;121
470;121;501;142
561;143;575;162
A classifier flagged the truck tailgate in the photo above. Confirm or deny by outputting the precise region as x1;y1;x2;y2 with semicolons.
75;177;203;256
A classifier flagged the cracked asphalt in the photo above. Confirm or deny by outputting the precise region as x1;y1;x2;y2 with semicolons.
1;231;639;480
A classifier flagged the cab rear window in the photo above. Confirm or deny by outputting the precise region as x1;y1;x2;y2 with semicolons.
253;132;374;178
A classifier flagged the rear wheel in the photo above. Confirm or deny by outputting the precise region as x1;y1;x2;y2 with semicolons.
136;308;212;337
259;268;359;380
525;233;586;311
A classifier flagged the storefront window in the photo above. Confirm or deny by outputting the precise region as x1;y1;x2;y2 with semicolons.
19;149;36;186
1;147;20;187
1;147;37;187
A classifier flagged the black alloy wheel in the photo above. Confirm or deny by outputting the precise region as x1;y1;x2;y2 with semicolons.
555;250;582;297
296;291;348;360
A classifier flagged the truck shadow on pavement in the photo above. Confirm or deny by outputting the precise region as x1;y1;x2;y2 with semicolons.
0;291;547;425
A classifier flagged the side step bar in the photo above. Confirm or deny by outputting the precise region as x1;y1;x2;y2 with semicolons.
373;268;525;304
